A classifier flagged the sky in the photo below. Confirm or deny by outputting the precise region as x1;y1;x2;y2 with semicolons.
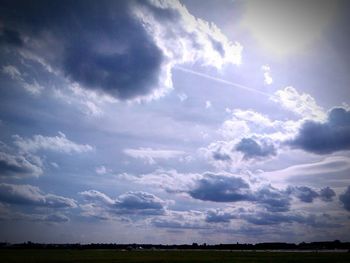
0;0;350;244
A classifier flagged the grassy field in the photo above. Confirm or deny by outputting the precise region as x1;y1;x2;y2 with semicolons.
1;249;350;263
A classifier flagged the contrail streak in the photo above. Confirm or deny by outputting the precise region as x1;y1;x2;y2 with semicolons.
174;66;270;97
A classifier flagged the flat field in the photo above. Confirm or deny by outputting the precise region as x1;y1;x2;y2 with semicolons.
1;249;350;263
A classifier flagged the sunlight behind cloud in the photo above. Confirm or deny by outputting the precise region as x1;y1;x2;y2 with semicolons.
241;0;338;56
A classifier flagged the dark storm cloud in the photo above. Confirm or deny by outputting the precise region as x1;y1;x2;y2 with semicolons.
80;190;167;216
187;173;291;212
189;173;250;202
114;191;166;215
319;187;336;202
235;138;276;160
0;0;164;100
0;28;23;47
254;186;291;212
0;183;77;208
186;173;336;212
339;186;350;211
288;107;350;154
287;186;319;203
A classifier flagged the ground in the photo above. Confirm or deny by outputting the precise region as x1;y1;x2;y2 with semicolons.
1;249;350;263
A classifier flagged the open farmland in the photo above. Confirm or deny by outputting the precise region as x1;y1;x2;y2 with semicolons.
1;249;350;263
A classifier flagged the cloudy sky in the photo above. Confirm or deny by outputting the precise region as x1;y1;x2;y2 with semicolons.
1;0;350;244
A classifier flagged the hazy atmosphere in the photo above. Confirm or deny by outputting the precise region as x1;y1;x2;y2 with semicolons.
0;0;350;244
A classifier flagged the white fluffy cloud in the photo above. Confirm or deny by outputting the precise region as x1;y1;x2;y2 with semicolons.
80;190;168;219
205;100;212;109
261;64;273;85
123;148;185;165
202;109;296;168
272;86;326;121
13;132;93;154
136;0;242;68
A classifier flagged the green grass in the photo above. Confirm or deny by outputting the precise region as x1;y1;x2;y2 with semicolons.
1;249;350;263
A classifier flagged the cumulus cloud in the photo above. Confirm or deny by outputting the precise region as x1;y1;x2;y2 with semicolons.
95;166;109;175
0;183;77;208
80;190;167;218
205;100;212;109
272;86;326;121
115;192;166;215
189;173;251;202
235;137;276;160
177;93;188;102
212;151;232;162
187;174;336;211
199;140;238;168
123;148;185;164
184;172;291;212
261;64;273;85
286;185;337;204
0;133;91;178
0;150;43;178
79;190;114;205
288;107;350;154
339;186;350;212
205;209;236;223
319;187;336;202
201;137;277;169
221;108;295;140
137;0;242;68
116;169;200;194
116;170;338;216
287;186;319;203
201;108;302;168
254;185;291;212
0;0;242;101
13;132;93;154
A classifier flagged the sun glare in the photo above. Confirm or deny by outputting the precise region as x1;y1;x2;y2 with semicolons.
241;0;338;57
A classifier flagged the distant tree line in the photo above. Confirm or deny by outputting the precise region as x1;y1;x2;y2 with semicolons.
0;240;349;251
